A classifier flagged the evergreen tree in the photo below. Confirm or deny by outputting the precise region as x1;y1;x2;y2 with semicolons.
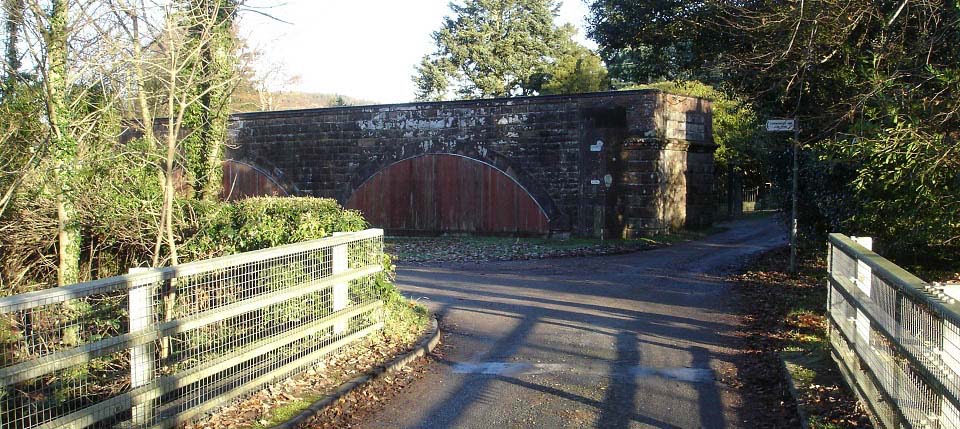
3;0;23;87
536;28;610;95
586;0;717;85
414;0;567;100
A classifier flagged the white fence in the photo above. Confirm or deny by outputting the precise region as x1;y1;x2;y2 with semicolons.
828;233;960;428
0;229;385;429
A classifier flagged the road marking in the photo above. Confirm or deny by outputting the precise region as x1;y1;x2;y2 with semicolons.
629;367;715;383
452;362;566;376
451;362;714;383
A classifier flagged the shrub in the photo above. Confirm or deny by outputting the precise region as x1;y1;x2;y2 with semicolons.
177;197;368;262
232;197;367;252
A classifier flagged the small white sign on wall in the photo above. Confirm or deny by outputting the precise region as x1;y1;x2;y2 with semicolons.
590;140;604;152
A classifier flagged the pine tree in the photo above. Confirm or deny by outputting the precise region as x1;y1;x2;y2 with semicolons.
413;0;568;100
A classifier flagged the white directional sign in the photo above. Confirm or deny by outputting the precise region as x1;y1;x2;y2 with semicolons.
766;119;796;132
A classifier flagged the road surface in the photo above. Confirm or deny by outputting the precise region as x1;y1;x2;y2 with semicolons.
364;216;786;428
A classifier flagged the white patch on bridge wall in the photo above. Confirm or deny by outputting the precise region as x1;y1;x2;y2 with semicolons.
457;117;480;127
497;114;526;125
407;118;448;129
227;121;243;140
358;111;450;131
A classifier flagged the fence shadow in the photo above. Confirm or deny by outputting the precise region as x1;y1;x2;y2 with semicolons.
391;232;764;428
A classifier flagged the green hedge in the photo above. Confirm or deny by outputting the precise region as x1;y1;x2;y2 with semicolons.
178;197;368;262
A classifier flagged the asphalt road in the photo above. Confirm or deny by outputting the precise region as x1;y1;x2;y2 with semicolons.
364;216;787;428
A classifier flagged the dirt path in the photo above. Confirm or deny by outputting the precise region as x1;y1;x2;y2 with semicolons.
362;216;787;428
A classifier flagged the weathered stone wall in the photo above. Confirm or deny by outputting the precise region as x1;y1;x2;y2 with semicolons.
226;90;715;237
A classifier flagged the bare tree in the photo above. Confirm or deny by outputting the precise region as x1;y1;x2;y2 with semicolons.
19;0;126;286
104;0;239;266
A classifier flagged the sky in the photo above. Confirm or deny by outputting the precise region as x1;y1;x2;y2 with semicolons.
237;0;597;104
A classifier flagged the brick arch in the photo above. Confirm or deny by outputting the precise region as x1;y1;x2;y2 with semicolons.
345;153;556;235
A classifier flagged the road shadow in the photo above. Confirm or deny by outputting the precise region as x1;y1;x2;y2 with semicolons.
382;217;785;428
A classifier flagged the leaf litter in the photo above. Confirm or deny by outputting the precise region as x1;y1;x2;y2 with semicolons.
729;246;872;428
183;306;429;429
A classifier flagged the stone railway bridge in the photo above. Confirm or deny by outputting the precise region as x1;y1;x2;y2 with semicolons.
222;89;716;238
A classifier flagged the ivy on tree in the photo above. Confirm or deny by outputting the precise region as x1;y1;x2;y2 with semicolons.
181;0;238;201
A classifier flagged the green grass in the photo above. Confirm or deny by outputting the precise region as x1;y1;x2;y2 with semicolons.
808;416;844;429
385;225;735;264
253;397;318;429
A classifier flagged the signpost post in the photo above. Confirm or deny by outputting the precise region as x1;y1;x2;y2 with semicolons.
766;119;799;272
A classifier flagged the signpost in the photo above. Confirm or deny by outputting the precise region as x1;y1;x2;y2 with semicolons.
765;119;796;132
766;119;800;272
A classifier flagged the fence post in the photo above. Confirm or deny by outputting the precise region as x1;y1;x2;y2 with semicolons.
942;317;960;427
332;233;349;335
826;240;834;336
936;281;960;428
852;237;873;344
128;267;155;425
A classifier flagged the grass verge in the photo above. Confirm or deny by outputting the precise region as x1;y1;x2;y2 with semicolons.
385;226;727;264
731;246;872;428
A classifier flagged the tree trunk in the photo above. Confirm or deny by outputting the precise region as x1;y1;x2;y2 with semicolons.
4;0;24;82
188;0;235;201
123;4;167;266
47;0;80;286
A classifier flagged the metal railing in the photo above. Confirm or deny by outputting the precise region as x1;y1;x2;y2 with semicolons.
0;229;385;429
827;233;960;429
742;187;759;212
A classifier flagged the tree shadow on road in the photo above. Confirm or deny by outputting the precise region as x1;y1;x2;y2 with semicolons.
390;220;786;428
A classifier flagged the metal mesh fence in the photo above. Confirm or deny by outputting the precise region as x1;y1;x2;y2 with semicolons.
0;229;385;429
827;233;960;429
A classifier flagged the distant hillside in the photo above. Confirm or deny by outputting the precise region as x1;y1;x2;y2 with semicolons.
231;90;379;113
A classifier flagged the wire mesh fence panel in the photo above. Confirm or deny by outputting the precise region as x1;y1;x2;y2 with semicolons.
827;233;960;429
0;229;385;429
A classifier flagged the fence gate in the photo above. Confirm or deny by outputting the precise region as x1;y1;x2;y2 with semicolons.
0;229;385;429
828;233;960;428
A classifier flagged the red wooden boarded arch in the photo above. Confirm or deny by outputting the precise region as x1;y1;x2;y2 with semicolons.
346;154;550;235
221;160;289;201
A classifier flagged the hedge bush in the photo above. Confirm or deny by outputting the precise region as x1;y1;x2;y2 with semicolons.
178;197;368;262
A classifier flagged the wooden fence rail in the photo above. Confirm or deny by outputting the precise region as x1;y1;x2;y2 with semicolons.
828;233;960;428
0;229;385;429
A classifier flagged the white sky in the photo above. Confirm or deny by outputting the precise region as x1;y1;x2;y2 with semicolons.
237;0;596;104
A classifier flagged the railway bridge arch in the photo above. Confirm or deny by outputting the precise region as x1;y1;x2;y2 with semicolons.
225;90;717;237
